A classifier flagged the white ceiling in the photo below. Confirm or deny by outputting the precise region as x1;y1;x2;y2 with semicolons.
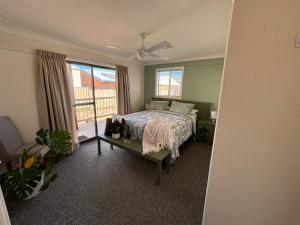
0;0;233;64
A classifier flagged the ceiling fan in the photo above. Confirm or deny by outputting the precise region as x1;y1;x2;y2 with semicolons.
106;32;174;62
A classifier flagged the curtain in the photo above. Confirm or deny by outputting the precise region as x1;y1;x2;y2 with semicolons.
116;65;131;115
37;50;78;152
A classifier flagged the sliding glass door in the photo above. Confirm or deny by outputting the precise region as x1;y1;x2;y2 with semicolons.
68;62;117;143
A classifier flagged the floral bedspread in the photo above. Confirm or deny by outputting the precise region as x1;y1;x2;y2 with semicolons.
122;110;193;159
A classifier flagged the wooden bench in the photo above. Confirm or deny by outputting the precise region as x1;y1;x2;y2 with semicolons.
98;134;171;185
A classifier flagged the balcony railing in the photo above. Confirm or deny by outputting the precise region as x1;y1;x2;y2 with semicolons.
74;97;117;122
73;87;117;124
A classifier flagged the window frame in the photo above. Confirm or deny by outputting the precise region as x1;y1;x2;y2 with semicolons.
155;66;184;99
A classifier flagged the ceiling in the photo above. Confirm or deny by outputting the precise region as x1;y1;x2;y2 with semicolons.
0;0;233;64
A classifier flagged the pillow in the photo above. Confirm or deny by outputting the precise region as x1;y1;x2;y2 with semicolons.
190;109;198;115
146;103;169;110
148;100;169;111
169;101;195;115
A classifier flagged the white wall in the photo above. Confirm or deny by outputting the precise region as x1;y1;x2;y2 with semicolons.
0;31;144;143
203;1;300;225
0;47;40;143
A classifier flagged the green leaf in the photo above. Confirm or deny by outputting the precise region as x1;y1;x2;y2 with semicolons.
3;166;42;201
36;129;72;156
47;130;72;155
35;128;50;145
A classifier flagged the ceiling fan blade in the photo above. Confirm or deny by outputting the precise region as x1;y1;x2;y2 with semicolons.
146;41;173;52
149;53;170;61
127;54;137;61
105;45;136;53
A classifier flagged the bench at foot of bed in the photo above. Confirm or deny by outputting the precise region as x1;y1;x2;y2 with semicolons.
98;134;171;185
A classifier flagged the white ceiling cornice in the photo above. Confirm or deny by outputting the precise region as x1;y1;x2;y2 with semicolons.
144;53;225;65
0;23;144;65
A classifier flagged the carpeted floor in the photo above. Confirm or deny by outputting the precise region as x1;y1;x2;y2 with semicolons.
7;140;211;225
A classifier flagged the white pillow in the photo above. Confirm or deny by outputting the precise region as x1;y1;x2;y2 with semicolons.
148;100;169;111
169;101;195;115
190;109;198;115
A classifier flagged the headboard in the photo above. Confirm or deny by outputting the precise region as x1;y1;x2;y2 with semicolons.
152;98;212;121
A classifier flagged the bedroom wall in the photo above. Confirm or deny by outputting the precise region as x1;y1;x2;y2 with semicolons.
144;58;224;107
0;31;144;143
202;0;300;225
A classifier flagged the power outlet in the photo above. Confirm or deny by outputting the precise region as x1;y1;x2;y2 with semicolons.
295;33;300;48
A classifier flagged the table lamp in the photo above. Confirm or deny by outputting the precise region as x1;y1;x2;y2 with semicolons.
210;111;217;122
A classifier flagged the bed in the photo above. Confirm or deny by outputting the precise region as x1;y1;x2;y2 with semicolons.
123;98;211;159
123;110;194;159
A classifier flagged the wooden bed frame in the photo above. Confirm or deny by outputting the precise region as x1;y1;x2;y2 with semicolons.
98;99;211;185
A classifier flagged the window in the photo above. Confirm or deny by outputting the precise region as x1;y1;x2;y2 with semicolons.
156;67;184;98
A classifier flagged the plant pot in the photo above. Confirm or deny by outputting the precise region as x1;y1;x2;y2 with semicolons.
25;171;45;200
112;133;120;139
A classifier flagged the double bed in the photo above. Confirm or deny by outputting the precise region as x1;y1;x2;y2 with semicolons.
123;98;211;158
123;110;195;159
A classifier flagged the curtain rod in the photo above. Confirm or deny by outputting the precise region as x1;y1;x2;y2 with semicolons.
66;56;115;69
0;45;116;68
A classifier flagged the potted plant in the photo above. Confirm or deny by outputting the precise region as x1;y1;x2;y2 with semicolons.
2;128;72;201
111;122;121;139
110;115;122;139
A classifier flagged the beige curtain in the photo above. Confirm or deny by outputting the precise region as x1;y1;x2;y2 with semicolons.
37;50;78;152
116;65;131;115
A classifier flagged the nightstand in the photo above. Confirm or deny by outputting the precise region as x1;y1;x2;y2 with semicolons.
197;120;216;144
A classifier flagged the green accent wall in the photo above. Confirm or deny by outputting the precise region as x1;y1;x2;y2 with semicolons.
144;58;224;107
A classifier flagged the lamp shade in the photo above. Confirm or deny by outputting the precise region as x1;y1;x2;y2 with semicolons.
210;111;217;120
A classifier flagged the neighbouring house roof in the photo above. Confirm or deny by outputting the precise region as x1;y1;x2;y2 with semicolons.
71;64;115;83
94;72;115;83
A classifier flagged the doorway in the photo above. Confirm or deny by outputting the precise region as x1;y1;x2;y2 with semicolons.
67;61;117;142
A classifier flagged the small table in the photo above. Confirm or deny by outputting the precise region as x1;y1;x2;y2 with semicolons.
197;120;216;144
98;134;171;185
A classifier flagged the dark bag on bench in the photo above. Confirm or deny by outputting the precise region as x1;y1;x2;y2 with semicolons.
104;118;127;137
104;118;113;136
